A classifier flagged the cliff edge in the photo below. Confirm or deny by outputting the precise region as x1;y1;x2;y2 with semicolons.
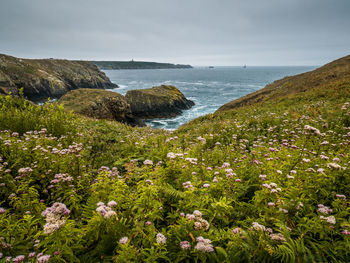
0;54;118;102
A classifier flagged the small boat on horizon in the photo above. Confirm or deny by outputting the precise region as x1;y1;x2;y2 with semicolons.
243;64;247;68
209;66;214;69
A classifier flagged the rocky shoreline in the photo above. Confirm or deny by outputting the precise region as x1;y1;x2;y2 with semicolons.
0;53;195;127
59;85;195;126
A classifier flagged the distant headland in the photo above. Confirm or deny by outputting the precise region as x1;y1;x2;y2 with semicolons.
91;60;193;70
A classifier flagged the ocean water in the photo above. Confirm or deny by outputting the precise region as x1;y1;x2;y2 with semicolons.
104;66;316;130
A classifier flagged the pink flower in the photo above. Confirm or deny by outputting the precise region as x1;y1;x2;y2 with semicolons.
180;241;191;250
119;236;129;244
156;233;166;244
107;201;117;207
37;255;51;263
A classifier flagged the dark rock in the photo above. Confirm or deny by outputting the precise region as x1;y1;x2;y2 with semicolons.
0;53;118;102
125;85;194;119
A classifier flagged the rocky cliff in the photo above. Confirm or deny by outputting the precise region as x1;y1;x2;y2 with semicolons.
0;54;118;102
217;54;350;112
125;85;195;119
58;89;143;126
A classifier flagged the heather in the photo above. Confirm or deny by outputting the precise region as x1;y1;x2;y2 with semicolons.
0;83;349;262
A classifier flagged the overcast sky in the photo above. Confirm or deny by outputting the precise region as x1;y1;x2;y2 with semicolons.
0;0;349;66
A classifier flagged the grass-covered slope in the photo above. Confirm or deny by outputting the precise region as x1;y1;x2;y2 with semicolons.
0;60;349;262
218;55;350;112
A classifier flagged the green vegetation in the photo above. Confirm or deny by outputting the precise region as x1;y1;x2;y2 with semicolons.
218;55;350;111
92;61;193;70
0;63;350;262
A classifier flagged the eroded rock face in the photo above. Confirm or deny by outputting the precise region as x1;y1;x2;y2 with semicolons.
125;85;195;119
59;89;144;126
0;53;118;102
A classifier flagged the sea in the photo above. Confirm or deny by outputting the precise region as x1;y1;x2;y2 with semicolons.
104;66;316;130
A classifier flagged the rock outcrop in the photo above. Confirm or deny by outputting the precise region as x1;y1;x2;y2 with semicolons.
125;85;195;119
0;54;118;102
59;89;143;126
217;54;350;112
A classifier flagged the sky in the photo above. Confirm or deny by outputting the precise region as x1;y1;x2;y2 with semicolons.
0;0;349;66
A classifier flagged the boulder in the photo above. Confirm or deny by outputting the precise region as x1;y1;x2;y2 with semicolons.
125;85;194;119
59;89;143;126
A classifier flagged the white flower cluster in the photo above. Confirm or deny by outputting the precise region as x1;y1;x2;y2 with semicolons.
304;125;322;136
262;182;282;193
183;181;194;189
317;204;333;215
320;215;336;224
270;233;286;242
186;210;210;231
41;203;70;235
96;201;117;219
156;233;166;244
195;236;213;252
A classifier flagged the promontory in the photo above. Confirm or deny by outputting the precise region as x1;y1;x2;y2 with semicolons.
0;54;118;102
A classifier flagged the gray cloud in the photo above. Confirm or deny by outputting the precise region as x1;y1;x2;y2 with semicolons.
0;0;349;65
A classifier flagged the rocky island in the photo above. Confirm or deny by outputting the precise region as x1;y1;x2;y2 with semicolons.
0;54;118;102
92;60;192;70
125;85;195;119
59;85;194;126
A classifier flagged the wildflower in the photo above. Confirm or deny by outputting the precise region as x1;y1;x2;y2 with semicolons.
53;251;60;256
235;179;241;182
37;255;50;263
119;237;129;244
28;253;36;258
203;183;210;188
341;102;349;110
42;203;70;234
232;227;241;234
270;233;286;242
268;202;275;207
320;215;336;224
304;125;321;136
156;233;166;244
212;176;218;183
259;174;267;180
0;208;5;214
143;159;153;165
342;230;350;235
13;255;25;263
180;241;191;250
145;221;152;225
252;222;266;231
186;214;195;220
336;194;346;201
108;200;117;207
327;163;341;169
167;152;176;159
317;204;332;215
104;210;117;218
195;236;214;252
193;210;202;217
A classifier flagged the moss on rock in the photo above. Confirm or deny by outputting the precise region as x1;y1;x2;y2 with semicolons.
125;85;194;118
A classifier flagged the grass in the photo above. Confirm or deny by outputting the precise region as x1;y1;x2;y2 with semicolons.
0;72;349;262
